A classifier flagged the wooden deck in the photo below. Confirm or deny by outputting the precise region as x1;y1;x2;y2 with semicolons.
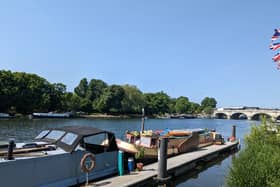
86;141;239;187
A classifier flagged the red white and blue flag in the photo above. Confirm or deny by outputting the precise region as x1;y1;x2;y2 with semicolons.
271;29;280;41
272;53;280;62
270;42;280;50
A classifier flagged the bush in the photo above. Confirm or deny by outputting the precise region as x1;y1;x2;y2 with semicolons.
226;121;280;187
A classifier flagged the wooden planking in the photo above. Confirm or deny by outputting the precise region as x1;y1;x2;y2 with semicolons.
90;141;238;187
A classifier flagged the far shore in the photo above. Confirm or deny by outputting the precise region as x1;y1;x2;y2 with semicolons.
79;113;141;119
0;112;211;120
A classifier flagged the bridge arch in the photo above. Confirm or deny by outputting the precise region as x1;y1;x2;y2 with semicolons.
230;113;248;120
275;115;280;121
215;113;228;119
251;113;271;121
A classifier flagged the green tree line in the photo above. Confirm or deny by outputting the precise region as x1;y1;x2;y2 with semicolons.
0;70;217;115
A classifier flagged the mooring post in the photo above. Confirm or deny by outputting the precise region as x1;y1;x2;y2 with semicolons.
7;139;15;160
232;125;236;139
229;125;236;142
157;137;170;181
141;108;145;133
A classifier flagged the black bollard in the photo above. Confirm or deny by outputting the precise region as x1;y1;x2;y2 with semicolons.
7;139;15;160
157;137;171;181
232;125;236;139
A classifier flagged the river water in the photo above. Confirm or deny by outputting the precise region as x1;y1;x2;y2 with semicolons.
0;118;258;186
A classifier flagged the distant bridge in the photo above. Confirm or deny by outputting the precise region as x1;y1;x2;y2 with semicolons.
213;107;280;121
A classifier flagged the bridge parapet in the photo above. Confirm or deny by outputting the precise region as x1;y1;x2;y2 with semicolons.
213;108;280;121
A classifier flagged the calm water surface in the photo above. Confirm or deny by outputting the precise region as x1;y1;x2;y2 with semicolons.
0;118;258;186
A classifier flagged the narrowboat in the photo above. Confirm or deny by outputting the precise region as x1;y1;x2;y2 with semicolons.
117;130;199;160
31;112;71;118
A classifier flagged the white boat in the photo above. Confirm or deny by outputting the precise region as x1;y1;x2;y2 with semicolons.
0;113;12;118
31;112;71;118
0;126;119;187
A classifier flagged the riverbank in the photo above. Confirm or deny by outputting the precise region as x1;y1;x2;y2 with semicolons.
80;113;135;119
0;112;212;120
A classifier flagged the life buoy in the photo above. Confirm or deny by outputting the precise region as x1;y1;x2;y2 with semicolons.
80;153;96;173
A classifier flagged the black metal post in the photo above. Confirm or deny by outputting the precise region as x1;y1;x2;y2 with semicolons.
157;137;170;181
7;139;15;160
141;108;145;133
232;125;236;138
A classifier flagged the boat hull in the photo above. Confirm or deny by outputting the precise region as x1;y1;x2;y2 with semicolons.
0;150;118;187
117;132;199;160
31;113;70;119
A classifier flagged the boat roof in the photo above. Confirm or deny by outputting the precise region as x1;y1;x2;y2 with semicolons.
38;126;116;153
52;125;112;137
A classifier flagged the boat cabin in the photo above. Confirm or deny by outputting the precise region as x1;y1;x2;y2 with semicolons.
34;126;118;153
0;126;119;187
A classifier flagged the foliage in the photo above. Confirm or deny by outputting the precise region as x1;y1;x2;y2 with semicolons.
86;79;107;101
0;70;218;115
143;92;170;115
175;96;190;114
226;120;280;187
0;70;66;114
200;97;217;115
168;98;177;114
74;78;88;98
201;97;217;108
135;146;145;159
121;85;145;114
189;102;201;114
94;85;125;113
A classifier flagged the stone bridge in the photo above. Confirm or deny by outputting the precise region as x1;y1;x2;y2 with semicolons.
213;107;280;121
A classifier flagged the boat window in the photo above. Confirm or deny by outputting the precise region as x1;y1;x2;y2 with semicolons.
140;136;152;148
81;133;109;154
45;130;65;141
60;132;78;145
35;130;50;139
84;133;108;145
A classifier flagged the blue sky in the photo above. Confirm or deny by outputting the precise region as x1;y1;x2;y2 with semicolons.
0;1;280;108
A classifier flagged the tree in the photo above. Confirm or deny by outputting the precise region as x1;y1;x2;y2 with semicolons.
0;70;16;112
74;78;88;98
86;79;107;101
175;96;191;114
67;93;82;112
190;102;201;114
200;97;217;115
95;85;125;113
144;91;170;115
0;70;68;113
168;98;177;114
49;83;67;111
80;98;92;112
0;70;218;115
201;97;217;108
121;85;145;114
